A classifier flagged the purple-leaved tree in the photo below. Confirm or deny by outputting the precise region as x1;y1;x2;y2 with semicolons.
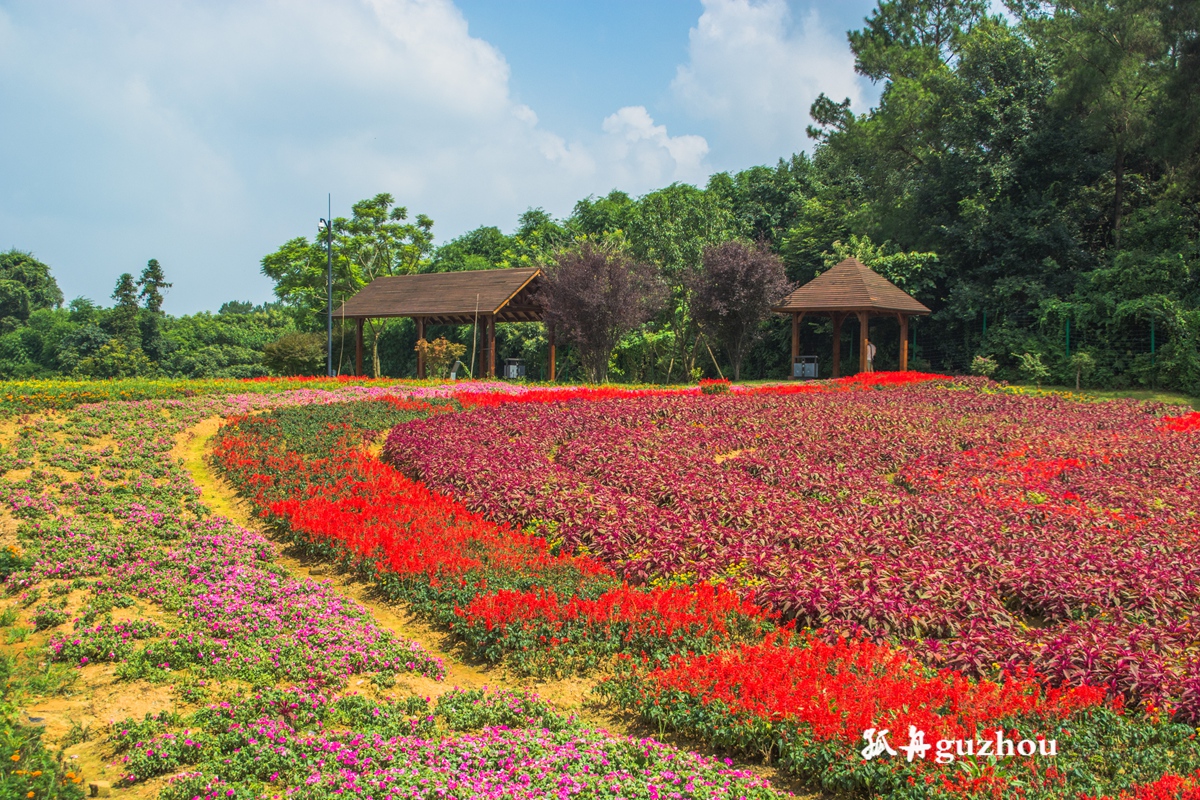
690;241;792;381
537;241;665;383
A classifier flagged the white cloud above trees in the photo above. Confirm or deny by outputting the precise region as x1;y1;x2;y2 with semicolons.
671;0;867;163
0;0;864;313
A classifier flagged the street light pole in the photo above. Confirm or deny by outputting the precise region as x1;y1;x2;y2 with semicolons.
320;194;333;377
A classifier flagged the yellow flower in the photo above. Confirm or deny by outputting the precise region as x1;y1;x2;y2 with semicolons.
10;753;19;762
30;770;41;777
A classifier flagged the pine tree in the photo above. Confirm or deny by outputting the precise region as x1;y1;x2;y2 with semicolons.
109;273;141;347
137;259;171;361
137;259;171;312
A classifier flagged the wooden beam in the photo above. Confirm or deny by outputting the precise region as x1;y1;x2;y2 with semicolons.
831;313;844;378
416;317;425;379
791;313;799;379
899;313;909;371
548;324;556;382
355;318;364;377
858;310;870;374
487;315;496;378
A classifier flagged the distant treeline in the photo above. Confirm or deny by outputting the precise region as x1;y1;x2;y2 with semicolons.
0;250;295;379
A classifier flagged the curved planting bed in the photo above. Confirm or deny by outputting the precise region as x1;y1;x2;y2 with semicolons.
383;381;1200;723
208;379;1200;799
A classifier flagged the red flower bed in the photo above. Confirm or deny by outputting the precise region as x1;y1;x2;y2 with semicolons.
454;582;772;672
598;632;1131;798
1087;772;1200;800
1158;412;1200;433
607;633;1105;744
210;405;766;674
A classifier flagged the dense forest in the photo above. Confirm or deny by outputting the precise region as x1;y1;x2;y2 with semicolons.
3;0;1197;391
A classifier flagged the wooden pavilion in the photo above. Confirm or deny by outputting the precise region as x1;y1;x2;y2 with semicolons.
337;267;552;379
772;257;931;377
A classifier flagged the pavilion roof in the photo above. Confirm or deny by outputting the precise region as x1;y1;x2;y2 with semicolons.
772;257;931;315
337;267;543;325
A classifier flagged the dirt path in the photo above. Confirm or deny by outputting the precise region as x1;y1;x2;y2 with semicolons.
174;418;609;722
176;416;819;797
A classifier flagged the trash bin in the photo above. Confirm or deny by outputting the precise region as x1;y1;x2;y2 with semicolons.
793;355;818;379
504;358;526;379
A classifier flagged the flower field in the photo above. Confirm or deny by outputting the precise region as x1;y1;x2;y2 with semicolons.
5;375;1200;799
381;381;1200;723
1;381;803;800
197;376;1200;798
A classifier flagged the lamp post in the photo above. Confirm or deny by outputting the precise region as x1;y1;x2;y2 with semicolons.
319;195;333;378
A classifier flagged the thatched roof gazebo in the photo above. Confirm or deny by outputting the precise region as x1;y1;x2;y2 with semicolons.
337;267;550;379
772;257;931;377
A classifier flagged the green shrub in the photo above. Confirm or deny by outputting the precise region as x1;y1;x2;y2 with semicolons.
1012;351;1050;388
262;332;324;376
970;354;998;377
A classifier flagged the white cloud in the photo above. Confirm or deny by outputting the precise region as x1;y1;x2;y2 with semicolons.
0;0;709;313
600;106;710;185
671;0;866;163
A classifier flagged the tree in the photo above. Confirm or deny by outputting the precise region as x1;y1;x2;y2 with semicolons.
1070;349;1096;389
1017;0;1170;242
414;337;467;379
537;241;666;383
108;273;142;348
627;184;736;381
850;0;989;82
136;259;171;313
261;193;435;377
427;226;511;272
0;250;63;332
970;354;999;376
55;323;110;373
73;339;153;379
569;191;638;239
137;259;172;361
706;156;817;249
498;208;573;268
263;332;325;376
160;306;293;378
1157;0;1200;189
690;242;792;381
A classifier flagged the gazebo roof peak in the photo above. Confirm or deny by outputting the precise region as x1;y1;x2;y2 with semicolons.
773;256;931;315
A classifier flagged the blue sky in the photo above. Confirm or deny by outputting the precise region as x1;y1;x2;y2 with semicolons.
0;0;881;314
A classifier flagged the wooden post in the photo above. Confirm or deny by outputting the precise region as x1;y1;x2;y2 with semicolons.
831;313;844;378
416;317;425;379
899;313;909;372
790;313;799;379
355;318;364;377
547;324;556;382
487;315;496;378
858;311;869;374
